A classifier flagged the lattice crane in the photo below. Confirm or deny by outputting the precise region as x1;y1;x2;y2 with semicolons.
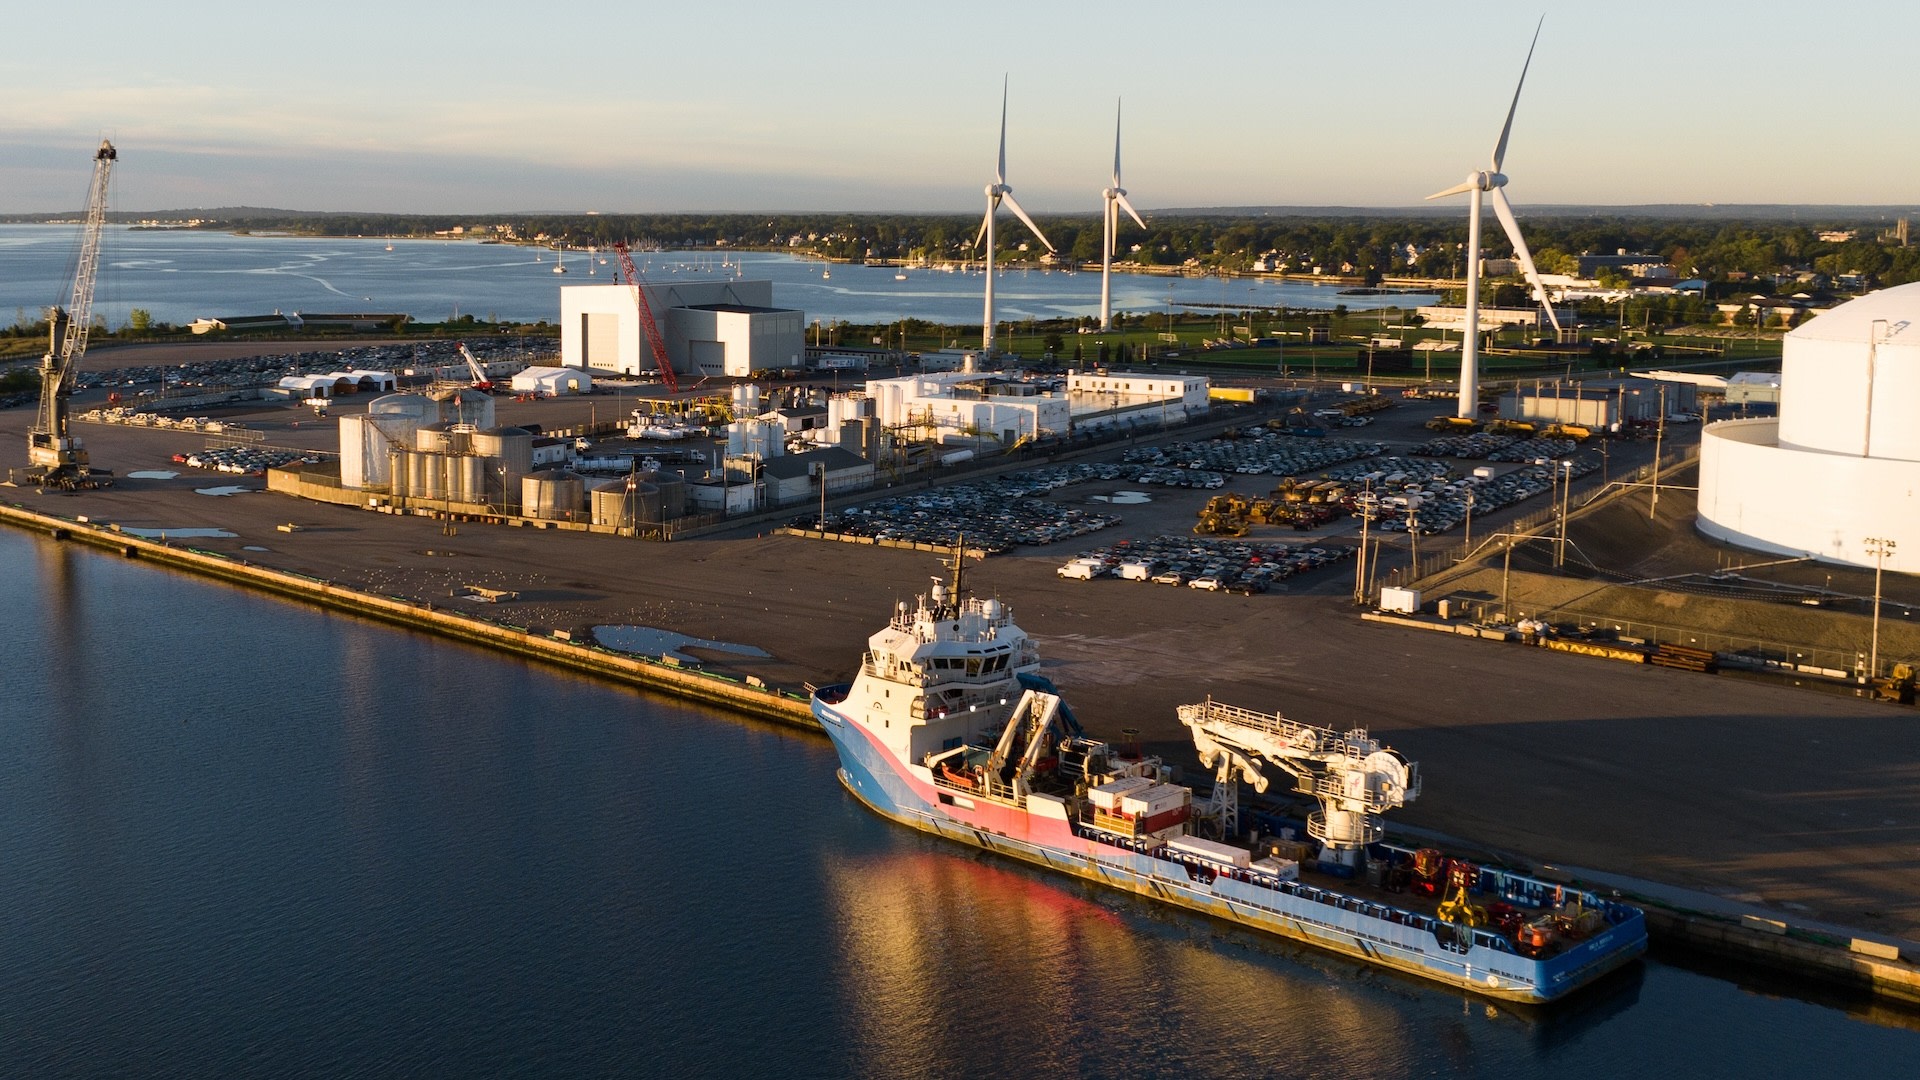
1179;697;1419;869
25;140;116;488
611;241;679;393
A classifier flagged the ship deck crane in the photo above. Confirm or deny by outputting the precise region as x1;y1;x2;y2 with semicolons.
611;242;679;394
24;140;117;489
1179;697;1418;868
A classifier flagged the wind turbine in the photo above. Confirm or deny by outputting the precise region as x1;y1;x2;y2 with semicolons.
1427;17;1562;419
975;77;1054;355
1100;98;1147;333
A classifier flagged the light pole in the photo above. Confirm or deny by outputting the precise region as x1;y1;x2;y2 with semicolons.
1463;489;1476;554
1556;460;1573;568
1354;485;1377;606
1866;536;1896;681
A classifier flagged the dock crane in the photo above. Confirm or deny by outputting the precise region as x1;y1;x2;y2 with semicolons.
610;241;680;394
1179;697;1418;870
23;140;116;489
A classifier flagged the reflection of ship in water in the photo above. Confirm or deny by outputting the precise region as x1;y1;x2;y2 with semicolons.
812;551;1646;1004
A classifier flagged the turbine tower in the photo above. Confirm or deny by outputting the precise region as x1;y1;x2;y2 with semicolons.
1100;99;1147;333
975;78;1054;355
1426;17;1562;419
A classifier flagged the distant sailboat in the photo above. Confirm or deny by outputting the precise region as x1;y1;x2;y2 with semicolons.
384;242;394;252
822;266;831;280
553;247;568;274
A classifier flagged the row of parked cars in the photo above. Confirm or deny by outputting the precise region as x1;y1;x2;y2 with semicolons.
795;462;1132;553
1057;536;1354;593
1121;433;1384;479
171;447;319;474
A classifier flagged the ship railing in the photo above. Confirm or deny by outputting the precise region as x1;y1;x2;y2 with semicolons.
1307;809;1382;847
1090;810;1141;837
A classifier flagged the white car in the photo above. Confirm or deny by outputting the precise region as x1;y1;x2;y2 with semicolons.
1188;576;1223;591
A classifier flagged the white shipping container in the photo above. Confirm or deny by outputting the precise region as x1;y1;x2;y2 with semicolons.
1120;783;1191;817
1252;857;1300;881
1168;834;1253;869
1089;775;1155;811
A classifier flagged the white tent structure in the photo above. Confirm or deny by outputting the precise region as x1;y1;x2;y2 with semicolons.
511;366;592;396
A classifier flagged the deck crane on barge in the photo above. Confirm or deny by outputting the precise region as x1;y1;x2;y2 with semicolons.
22;140;117;489
610;242;679;394
1179;696;1419;870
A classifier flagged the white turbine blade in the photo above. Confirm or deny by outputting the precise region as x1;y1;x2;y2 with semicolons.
1490;186;1561;334
973;205;992;251
1115;191;1146;231
997;76;1009;185
1426;179;1476;200
1113;98;1124;187
999;191;1054;253
1492;16;1544;173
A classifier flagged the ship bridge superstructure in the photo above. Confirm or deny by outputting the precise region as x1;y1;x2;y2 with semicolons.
848;568;1043;768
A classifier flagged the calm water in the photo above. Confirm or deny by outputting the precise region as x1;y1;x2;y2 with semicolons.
2;526;1915;1078
0;224;1432;332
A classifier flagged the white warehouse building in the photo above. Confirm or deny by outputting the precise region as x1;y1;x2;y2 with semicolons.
867;372;1072;447
1698;283;1920;572
561;282;806;379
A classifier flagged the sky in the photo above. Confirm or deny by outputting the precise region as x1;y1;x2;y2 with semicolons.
6;0;1918;215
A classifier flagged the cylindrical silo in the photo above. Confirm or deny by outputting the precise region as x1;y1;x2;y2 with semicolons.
521;470;585;521
415;422;453;453
638;471;686;518
369;392;440;423
434;388;496;429
410;450;440;500
387;448;410;497
471;426;534;480
591;479;662;528
449;454;485;505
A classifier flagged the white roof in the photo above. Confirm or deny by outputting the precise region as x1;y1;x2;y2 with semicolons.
1728;371;1782;387
1787;282;1920;345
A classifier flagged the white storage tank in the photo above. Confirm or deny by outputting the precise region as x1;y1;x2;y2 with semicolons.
521;470;585;521
368;392;440;423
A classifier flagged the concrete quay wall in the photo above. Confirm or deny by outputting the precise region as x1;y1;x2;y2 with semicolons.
0;501;816;731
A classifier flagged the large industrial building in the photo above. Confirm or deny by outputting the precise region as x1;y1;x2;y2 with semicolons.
560;282;806;379
1698;284;1920;572
862;371;1209;448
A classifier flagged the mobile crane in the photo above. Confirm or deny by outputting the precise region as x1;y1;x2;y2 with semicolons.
456;342;494;392
22;140;116;489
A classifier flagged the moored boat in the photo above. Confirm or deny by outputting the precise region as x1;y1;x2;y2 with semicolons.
810;553;1646;1003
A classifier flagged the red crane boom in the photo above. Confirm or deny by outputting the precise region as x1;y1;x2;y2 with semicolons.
611;241;678;393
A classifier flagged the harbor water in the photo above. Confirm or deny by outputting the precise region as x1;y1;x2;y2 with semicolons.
0;224;1433;332
2;525;1916;1078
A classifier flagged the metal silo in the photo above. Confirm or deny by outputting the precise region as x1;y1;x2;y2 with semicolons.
521;470;585;521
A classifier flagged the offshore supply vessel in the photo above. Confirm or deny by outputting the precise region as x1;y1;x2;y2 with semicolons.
810;557;1646;1003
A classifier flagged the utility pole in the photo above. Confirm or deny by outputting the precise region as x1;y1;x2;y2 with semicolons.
1866;536;1896;681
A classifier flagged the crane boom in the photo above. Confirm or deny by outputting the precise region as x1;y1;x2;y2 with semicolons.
611;241;679;393
26;139;116;487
